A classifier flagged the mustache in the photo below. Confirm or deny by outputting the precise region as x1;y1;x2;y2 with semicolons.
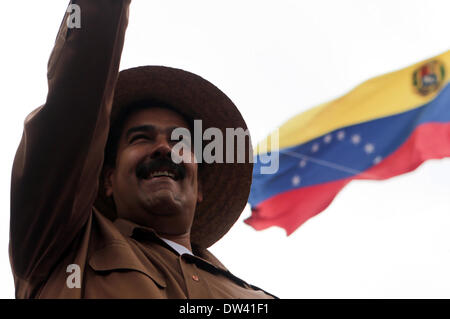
135;157;186;180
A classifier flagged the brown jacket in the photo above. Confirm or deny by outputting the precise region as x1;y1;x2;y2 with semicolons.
9;0;275;299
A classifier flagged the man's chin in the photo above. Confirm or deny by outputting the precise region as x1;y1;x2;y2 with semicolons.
141;191;180;214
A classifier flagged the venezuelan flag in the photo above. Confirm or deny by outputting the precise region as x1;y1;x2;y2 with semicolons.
247;50;450;235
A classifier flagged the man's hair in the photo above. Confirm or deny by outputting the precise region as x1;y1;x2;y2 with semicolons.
103;99;194;168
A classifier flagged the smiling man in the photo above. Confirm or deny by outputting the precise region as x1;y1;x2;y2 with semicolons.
9;0;275;298
104;105;201;251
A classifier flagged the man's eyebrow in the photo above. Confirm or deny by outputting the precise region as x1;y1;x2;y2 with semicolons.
125;125;188;139
125;125;156;139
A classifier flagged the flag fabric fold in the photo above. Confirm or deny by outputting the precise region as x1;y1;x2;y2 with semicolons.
247;51;450;235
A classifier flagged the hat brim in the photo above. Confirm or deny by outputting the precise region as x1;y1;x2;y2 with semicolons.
94;66;253;248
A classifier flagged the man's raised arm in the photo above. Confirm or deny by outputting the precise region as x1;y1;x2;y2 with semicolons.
10;0;130;283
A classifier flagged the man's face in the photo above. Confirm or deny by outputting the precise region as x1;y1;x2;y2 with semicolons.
104;107;202;236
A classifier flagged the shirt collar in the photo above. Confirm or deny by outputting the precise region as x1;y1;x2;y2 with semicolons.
160;238;193;256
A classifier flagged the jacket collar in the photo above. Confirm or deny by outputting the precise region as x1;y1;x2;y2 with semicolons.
113;218;230;273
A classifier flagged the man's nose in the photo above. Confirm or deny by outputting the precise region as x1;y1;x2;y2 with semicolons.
150;135;172;159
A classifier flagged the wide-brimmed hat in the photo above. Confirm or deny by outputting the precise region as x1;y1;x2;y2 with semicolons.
94;66;253;248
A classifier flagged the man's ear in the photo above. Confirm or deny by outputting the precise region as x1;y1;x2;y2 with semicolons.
197;178;203;203
103;166;115;197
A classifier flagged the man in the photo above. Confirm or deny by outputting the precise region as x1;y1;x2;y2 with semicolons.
9;0;275;298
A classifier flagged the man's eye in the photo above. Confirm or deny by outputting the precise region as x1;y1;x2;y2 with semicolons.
130;135;149;143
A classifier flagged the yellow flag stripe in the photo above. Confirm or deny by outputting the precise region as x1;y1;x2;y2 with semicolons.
257;50;450;154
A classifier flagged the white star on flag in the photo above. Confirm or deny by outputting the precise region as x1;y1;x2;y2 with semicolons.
311;143;320;153
292;175;301;186
364;143;375;154
299;159;307;168
337;130;345;140
351;134;361;144
373;156;383;164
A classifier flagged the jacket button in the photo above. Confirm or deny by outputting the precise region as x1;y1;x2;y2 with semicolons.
192;275;199;281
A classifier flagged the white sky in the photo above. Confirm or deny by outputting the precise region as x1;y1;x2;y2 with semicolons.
1;0;450;298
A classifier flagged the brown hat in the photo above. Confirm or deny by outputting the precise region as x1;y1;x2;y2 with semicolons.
94;66;253;248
